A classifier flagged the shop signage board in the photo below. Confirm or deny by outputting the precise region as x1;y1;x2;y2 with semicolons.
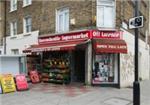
15;74;28;91
39;31;90;44
29;70;40;83
0;74;16;93
96;44;127;50
38;30;123;45
92;30;122;39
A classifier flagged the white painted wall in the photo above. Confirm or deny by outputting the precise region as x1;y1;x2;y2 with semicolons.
120;28;150;88
6;30;39;55
0;56;20;76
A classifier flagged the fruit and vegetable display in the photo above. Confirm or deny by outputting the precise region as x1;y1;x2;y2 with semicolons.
42;58;70;84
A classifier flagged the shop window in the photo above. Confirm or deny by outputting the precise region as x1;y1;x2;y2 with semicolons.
23;0;32;7
10;21;17;36
56;8;69;33
96;0;115;28
23;16;32;33
92;54;118;84
10;0;17;12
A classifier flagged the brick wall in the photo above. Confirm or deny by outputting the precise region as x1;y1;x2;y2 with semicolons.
0;1;5;44
6;0;95;36
5;0;149;42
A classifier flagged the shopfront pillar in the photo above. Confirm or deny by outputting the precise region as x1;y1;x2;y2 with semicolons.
85;42;92;85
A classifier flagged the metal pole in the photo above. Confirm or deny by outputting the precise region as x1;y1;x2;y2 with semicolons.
4;0;6;54
133;0;140;105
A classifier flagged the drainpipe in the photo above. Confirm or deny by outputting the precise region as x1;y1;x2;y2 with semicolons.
149;1;150;80
4;0;6;54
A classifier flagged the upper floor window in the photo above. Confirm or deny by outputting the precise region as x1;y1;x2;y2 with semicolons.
23;0;32;7
11;49;19;55
96;0;115;28
10;21;17;36
56;8;69;33
23;16;32;33
10;0;17;11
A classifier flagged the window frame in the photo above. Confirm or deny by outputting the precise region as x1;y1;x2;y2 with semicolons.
23;16;32;33
11;49;19;55
23;0;32;7
10;0;17;12
10;21;17;36
56;8;69;33
96;0;116;28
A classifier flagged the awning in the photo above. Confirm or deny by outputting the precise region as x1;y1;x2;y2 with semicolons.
23;40;87;53
93;39;127;53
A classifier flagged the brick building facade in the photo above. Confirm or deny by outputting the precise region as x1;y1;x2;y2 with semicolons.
0;1;5;54
5;0;149;39
3;0;150;87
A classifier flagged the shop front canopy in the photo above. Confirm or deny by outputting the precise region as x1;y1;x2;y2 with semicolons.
23;40;87;53
93;39;127;53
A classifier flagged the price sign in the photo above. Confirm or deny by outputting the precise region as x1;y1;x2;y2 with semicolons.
15;74;28;91
29;71;40;83
0;74;16;93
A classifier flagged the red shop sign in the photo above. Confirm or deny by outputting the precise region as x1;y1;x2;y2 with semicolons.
29;70;40;83
92;30;122;39
39;31;90;44
38;30;123;45
15;74;28;91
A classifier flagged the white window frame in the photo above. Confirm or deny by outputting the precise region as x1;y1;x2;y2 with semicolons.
23;0;32;7
10;21;17;36
11;49;19;55
23;16;32;33
96;0;116;29
10;0;17;12
56;8;69;33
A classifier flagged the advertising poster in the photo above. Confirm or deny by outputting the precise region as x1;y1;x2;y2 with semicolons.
0;74;16;93
29;70;40;83
92;54;115;84
15;74;28;91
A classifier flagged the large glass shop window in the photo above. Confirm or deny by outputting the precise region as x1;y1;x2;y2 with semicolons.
92;54;117;84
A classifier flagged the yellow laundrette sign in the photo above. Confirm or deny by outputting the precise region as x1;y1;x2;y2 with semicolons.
0;74;16;93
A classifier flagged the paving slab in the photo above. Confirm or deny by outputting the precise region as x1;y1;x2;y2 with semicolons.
103;98;131;105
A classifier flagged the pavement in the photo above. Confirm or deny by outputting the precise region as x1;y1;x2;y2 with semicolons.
0;80;150;105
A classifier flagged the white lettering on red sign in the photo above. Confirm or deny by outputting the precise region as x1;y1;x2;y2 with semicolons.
62;33;88;41
93;31;121;39
97;45;107;48
97;44;126;49
39;36;61;43
39;33;89;44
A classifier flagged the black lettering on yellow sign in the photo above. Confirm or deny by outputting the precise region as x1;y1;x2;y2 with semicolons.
0;74;16;93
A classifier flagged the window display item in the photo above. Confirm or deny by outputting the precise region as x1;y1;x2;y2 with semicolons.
15;74;28;91
92;54;115;84
0;74;16;93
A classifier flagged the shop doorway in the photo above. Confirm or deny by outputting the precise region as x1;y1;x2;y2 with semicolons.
73;50;85;83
